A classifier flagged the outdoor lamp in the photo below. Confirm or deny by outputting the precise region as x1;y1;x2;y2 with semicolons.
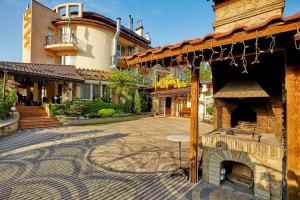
11;106;16;116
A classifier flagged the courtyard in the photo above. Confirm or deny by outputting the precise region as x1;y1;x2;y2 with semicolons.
0;117;258;200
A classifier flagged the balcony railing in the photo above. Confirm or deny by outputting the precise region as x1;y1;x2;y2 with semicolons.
45;34;78;46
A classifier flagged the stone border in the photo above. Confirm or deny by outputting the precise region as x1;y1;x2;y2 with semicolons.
56;113;153;126
208;150;270;200
0;112;19;137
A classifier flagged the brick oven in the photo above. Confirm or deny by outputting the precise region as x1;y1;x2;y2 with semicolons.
201;51;284;199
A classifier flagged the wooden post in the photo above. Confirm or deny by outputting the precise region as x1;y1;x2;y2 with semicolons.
286;51;300;199
189;67;199;183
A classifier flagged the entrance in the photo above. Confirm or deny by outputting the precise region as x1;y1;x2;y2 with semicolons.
165;97;172;116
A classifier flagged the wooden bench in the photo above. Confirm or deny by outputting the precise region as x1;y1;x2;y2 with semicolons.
179;107;191;118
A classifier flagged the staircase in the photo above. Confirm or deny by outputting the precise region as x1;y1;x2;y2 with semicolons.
17;106;62;129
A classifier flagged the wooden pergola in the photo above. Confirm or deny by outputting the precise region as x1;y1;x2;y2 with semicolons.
122;12;300;198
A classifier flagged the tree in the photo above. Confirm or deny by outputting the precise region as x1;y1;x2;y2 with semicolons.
134;89;142;114
200;63;212;81
109;70;142;101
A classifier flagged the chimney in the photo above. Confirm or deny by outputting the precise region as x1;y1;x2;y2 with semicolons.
112;18;121;69
145;32;151;42
128;15;133;30
213;0;285;33
135;20;144;37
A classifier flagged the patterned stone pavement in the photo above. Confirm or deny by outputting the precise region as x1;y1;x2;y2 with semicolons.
0;117;213;200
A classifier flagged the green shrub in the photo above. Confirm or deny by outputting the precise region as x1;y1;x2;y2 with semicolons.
50;104;66;116
0;100;11;119
98;109;115;117
134;90;142;114
86;113;102;118
206;106;214;115
67;99;84;117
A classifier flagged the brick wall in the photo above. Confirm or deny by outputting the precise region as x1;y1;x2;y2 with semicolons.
214;97;283;138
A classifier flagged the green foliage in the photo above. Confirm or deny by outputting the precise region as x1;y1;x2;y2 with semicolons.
134;90;142;114
206;105;214;115
67;99;84;117
0;80;17;119
98;109;115;117
200;63;212;81
109;70;142;100
124;99;134;113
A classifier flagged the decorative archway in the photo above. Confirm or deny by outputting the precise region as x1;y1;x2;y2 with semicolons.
208;150;270;199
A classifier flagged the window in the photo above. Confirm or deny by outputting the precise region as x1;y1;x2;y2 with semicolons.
80;84;90;99
121;46;126;56
47;55;53;64
93;84;100;99
128;46;135;56
61;55;75;65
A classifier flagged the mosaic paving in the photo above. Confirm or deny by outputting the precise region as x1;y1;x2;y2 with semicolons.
0;117;214;200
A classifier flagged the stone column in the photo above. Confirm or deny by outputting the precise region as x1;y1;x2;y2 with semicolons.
68;82;73;100
100;83;103;97
89;84;93;100
33;82;39;103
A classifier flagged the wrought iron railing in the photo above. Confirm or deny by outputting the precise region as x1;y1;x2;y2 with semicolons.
45;34;78;46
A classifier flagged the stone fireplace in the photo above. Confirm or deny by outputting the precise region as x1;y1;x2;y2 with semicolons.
202;52;285;199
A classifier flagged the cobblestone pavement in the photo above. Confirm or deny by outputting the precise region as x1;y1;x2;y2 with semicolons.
0;117;214;200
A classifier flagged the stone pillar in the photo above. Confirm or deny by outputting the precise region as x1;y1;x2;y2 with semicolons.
33;82;39;103
75;83;81;98
100;83;103;97
89;84;93;100
68;82;73;100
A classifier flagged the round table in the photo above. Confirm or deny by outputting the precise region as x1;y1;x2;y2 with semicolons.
167;135;190;177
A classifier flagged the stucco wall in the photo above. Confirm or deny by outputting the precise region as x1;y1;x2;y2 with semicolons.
74;25;115;71
25;0;58;63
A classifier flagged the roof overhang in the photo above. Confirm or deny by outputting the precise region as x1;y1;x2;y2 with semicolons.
213;80;269;98
121;12;300;65
151;87;191;98
0;62;84;83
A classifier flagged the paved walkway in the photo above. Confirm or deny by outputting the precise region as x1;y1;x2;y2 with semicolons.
0;117;212;200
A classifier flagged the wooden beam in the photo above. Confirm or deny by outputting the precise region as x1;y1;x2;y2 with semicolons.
189;66;200;183
286;50;300;199
126;20;300;65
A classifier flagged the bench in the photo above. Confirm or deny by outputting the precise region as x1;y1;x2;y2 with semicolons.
179;107;191;118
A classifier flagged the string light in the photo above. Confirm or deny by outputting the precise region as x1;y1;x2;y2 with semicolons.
209;40;219;64
241;34;249;74
294;24;300;50
225;36;238;67
265;27;276;54
217;42;227;61
252;30;264;64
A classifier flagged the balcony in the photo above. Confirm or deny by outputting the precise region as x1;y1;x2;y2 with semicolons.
45;34;78;52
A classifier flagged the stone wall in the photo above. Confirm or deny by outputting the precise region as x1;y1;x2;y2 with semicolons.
202;135;283;200
213;0;285;32
0;112;19;137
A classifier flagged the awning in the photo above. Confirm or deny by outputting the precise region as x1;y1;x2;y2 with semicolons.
213;80;269;98
0;62;84;82
76;68;111;81
151;87;190;98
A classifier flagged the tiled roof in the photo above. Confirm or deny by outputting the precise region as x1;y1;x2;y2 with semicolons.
76;68;111;81
151;87;191;97
122;12;300;63
0;62;84;82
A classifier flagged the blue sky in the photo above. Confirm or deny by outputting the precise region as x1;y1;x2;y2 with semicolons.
0;0;300;62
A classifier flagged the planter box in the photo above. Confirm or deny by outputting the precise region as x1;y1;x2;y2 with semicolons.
56;113;153;126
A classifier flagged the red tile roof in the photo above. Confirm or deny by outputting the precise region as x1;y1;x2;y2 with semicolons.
76;68;111;81
0;62;84;82
122;12;300;63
